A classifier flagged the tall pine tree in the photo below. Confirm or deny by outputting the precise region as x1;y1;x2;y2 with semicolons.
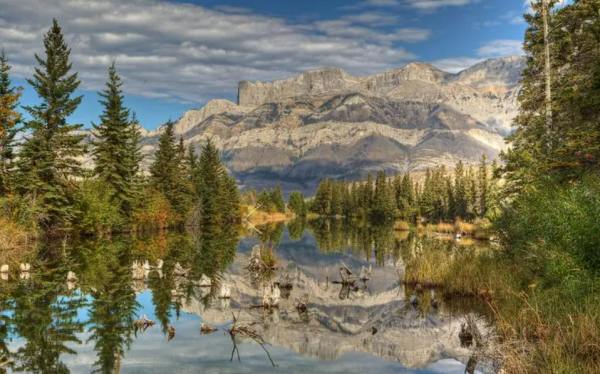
18;20;86;227
92;62;134;216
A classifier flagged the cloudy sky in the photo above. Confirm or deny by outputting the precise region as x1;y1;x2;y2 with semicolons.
0;0;530;129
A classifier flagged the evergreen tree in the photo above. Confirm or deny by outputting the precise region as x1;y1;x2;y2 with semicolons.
257;188;272;212
197;138;239;224
92;62;134;216
453;161;467;219
312;178;331;215
150;121;177;199
0;49;22;195
17;20;86;227
288;191;307;216
270;184;286;213
330;180;343;216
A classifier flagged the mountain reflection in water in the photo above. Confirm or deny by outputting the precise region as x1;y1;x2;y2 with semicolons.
0;219;490;374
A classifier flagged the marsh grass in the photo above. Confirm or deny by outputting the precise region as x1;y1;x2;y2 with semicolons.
0;216;35;265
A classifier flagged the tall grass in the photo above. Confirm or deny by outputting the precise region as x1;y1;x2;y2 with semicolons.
490;177;600;374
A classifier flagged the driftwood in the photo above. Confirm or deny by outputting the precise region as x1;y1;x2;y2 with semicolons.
295;294;309;313
339;263;356;285
225;312;276;367
173;263;190;277
131;261;145;280
359;265;371;281
168;325;176;342
66;271;77;282
200;323;218;334
219;284;232;299
262;284;281;309
134;315;156;335
0;353;13;369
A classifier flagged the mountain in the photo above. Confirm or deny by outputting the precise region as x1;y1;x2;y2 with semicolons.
88;56;525;195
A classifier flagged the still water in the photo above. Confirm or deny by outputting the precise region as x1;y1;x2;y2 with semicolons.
0;220;492;374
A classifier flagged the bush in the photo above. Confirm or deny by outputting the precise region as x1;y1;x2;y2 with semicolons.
75;179;125;235
132;187;174;231
496;176;600;280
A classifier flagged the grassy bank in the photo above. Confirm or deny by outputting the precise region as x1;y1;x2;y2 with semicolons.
243;205;296;226
405;177;600;373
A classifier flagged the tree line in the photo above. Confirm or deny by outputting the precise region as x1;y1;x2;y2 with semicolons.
309;155;500;222
0;20;239;235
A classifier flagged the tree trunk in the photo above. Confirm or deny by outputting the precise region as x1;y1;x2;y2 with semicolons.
542;0;553;131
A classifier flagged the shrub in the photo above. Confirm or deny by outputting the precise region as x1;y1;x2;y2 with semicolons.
75;179;125;235
132;187;174;231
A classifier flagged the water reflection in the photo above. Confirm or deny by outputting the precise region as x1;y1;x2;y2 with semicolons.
0;220;492;374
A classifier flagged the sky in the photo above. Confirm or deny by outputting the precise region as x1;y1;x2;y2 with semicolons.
0;0;533;130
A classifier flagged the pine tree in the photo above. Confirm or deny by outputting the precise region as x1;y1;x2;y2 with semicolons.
197;138;239;224
270;184;286;213
18;20;86;227
330;180;343;216
92;62;134;216
0;49;22;195
257;188;272;212
312;178;331;215
125;112;143;194
169;136;193;219
197;138;223;223
453;161;467;219
150;121;177;199
288;191;306;216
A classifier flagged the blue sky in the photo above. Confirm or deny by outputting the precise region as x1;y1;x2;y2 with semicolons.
1;0;530;129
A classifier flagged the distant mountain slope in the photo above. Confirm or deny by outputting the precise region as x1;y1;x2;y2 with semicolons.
81;56;524;195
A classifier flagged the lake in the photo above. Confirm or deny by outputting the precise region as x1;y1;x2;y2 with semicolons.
0;219;493;374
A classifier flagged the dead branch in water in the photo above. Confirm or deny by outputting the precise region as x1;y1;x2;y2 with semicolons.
225;312;276;367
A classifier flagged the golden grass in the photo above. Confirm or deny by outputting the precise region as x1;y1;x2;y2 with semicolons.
491;289;600;374
455;219;475;235
244;205;295;226
425;222;455;234
0;217;35;265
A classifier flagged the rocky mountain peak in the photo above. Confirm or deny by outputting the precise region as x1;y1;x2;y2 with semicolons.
454;55;526;87
173;99;251;135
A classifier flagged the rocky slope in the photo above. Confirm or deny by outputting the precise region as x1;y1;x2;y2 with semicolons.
98;56;525;194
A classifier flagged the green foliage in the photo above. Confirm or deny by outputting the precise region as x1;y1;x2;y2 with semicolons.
75;179;125;235
288;191;307;216
92;63;138;217
496;176;600;279
269;184;286;213
17;19;87;229
197;138;240;225
501;0;600;192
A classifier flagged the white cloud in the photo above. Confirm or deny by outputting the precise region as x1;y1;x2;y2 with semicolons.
477;40;524;58
340;0;401;11
431;57;483;73
406;0;477;10
0;0;425;105
341;12;400;26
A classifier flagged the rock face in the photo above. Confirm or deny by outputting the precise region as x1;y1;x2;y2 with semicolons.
85;56;525;195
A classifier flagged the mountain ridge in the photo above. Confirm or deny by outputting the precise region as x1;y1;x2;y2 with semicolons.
81;56;524;195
